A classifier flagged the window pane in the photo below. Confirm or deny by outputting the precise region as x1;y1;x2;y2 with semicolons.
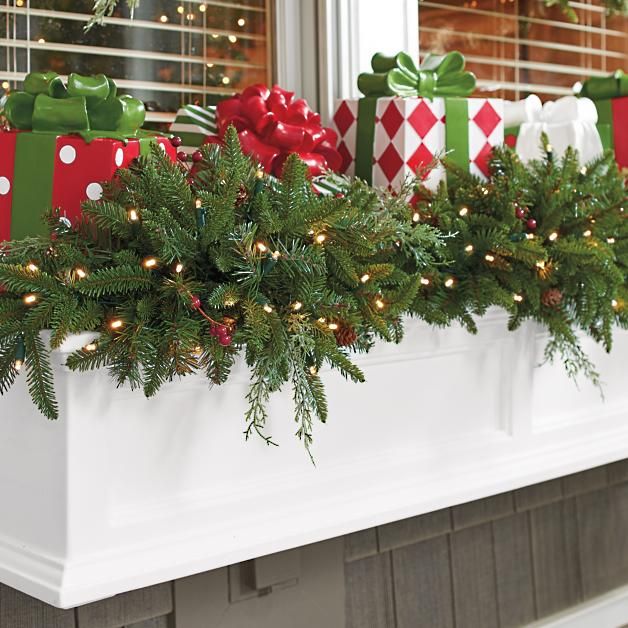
418;0;628;100
1;0;271;121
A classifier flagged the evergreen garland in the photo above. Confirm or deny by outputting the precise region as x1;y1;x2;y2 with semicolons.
0;128;443;456
409;141;628;384
0;129;626;452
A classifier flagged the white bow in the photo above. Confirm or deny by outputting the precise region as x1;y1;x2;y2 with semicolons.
505;95;603;165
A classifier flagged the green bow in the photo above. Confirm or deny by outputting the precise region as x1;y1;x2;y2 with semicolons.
4;72;146;138
357;51;476;99
579;70;628;100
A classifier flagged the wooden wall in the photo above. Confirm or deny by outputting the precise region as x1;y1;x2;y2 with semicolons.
3;460;628;628
345;459;628;628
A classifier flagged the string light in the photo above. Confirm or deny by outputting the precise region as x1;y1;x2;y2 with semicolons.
309;366;318;375
444;277;455;288
612;299;619;309
464;244;474;253
23;293;37;305
26;262;39;272
420;277;430;286
199;3;207;12
222;76;231;85
374;298;385;310
128;208;139;222
177;5;184;13
14;338;25;372
360;273;370;283
546;143;553;153
272;250;281;260
484;253;495;263
481;187;489;196
74;267;87;279
263;304;273;313
536;260;546;269
255;169;264;179
143;257;158;269
84;343;97;352
548;231;558;242
315;233;327;244
195;198;202;209
607;237;616;244
580;166;587;176
109;319;123;330
458;206;469;217
159;14;168;22
583;229;592;238
228;35;238;43
292;301;303;311
328;322;339;330
237;17;246;26
317;317;326;324
175;262;184;273
1;81;9;89
513;293;524;303
412;212;420;223
526;233;535;240
256;242;268;253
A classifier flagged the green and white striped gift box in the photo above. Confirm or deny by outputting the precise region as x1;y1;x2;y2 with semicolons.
169;105;218;154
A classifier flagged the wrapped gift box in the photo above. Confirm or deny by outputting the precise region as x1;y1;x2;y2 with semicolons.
503;95;603;166
332;51;503;191
168;104;218;154
0;71;176;242
333;95;504;190
0;132;175;241
577;70;628;169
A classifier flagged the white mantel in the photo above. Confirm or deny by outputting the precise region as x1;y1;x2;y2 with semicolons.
1;309;628;608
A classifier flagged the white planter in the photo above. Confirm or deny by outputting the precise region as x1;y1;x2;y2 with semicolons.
1;309;628;608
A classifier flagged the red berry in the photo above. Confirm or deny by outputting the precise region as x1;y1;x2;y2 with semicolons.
170;136;182;147
218;334;232;347
515;207;526;219
335;192;345;199
526;218;537;230
187;176;195;186
192;150;203;163
216;325;228;337
190;295;201;309
177;151;188;162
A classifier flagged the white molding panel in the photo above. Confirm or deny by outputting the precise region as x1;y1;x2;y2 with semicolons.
1;310;628;608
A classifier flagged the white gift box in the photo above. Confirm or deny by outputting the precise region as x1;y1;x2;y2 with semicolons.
505;95;604;165
1;315;628;608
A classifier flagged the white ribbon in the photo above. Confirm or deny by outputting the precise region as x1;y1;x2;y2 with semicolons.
507;95;603;165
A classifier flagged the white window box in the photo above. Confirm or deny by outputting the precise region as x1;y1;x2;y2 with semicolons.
1;309;628;608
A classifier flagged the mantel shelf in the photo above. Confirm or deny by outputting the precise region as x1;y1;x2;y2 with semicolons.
1;309;628;608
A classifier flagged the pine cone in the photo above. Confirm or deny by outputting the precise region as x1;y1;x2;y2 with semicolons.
235;184;249;207
334;322;358;347
541;288;563;308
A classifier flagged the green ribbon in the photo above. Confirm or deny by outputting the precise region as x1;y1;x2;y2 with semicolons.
357;51;476;99
579;70;628;100
354;51;474;184
4;72;145;140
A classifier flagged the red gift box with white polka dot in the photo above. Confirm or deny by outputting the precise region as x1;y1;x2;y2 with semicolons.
0;131;176;242
332;96;504;191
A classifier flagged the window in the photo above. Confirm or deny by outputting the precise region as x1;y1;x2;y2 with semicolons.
417;0;628;100
0;0;273;123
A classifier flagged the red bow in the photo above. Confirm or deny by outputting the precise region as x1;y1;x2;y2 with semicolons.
215;84;342;177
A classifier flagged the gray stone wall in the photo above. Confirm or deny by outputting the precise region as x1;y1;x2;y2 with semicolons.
3;460;628;628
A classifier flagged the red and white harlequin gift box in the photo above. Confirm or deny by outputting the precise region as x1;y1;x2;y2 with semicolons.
0;132;176;242
333;96;504;191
